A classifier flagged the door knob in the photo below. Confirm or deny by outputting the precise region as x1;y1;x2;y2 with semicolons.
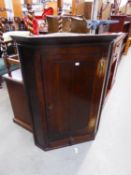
75;62;80;66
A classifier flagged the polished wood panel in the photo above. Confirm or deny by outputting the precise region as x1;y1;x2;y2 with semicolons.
57;0;63;10
13;34;118;150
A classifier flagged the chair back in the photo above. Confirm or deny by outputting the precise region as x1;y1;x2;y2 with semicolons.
0;20;20;77
46;15;59;33
46;15;88;33
71;17;88;33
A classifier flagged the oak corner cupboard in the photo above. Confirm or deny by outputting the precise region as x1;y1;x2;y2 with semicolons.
12;33;118;151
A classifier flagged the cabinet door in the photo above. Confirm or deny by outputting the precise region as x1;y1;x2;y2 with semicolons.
42;46;107;143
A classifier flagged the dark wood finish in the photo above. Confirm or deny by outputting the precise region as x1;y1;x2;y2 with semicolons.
98;15;131;35
3;69;32;132
47;16;89;33
107;33;126;90
12;33;118;150
109;15;127;32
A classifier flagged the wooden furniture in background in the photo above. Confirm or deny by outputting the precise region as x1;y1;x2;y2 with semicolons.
0;25;32;131
70;16;88;33
3;69;32;132
24;0;32;4
110;0;121;15
124;15;131;54
46;15;58;33
109;15;131;35
0;15;24;87
109;15;127;32
124;33;131;55
84;1;92;19
107;32;126;90
97;1;111;20
57;0;84;16
57;0;63;11
46;15;88;33
109;15;131;54
13;33;118;150
26;4;35;35
3;51;32;131
72;0;84;16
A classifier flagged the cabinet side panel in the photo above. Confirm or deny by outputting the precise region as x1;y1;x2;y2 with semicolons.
18;45;49;148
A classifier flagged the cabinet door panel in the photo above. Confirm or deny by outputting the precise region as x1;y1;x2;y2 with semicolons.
43;53;105;142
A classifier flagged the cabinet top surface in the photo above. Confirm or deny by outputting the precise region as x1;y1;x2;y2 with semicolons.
11;32;119;45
